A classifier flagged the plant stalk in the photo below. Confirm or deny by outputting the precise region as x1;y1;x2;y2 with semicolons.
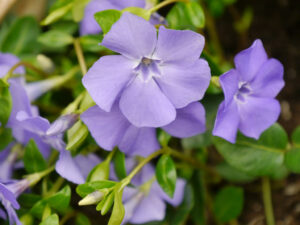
262;177;275;225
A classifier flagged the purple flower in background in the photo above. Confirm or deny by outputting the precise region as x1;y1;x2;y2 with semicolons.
213;39;284;143
81;101;206;157
80;0;165;35
83;13;210;127
120;160;185;224
0;179;31;225
0;53;24;79
0;146;18;181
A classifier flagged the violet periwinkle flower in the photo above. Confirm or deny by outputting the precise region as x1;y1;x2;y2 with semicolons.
213;39;284;143
81;101;206;157
0;146;18;181
83;13;211;127
120;160;185;224
0;179;31;225
80;0;165;35
0;53;25;79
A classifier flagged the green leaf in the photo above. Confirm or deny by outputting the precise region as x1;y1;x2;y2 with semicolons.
285;148;300;173
41;3;73;26
213;186;244;222
108;186;125;225
0;82;12;126
40;214;59;225
75;213;91;225
24;140;47;173
292;126;300;147
19;193;42;208
94;10;122;34
79;35;106;53
0;128;12;151
190;171;205;225
184;2;205;28
1;16;40;55
167;3;192;30
46;185;71;212
66;120;89;151
216;162;256;183
170;184;194;225
76;180;116;198
31;186;71;218
100;192;114;215
155;155;177;198
87;160;110;182
113;149;127;180
38;30;74;48
214;123;287;176
72;0;91;22
122;7;151;20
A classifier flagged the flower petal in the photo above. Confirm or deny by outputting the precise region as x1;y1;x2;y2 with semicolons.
81;105;130;150
110;0;145;8
219;69;239;107
55;150;85;184
102;12;157;59
119;126;160;157
82;55;135;112
0;53;24;78
153;26;204;64
250;59;284;98
80;0;117;35
129;192;166;224
73;154;101;179
238;97;280;139
163;102;206;138
234;39;268;82
213;100;240;143
156;59;211;108
120;78;176;127
0;183;19;209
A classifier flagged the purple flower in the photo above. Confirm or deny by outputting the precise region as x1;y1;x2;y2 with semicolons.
83;13;210;127
81;101;206;157
0;145;18;181
120;160;185;224
0;53;25;79
0;179;31;225
213;39;284;143
80;0;165;35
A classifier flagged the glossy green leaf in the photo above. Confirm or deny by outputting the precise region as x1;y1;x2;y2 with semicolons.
184;2;205;28
46;185;71;212
41;3;73;26
40;214;59;225
108;186;125;225
0;82;12;127
76;180;116;198
213;186;244;222
113;149;127;180
0;128;12;151
214;123;287;176
24;139;47;173
66;120;89;151
292;126;300;147
94;10;122;34
79;35;106;52
216;162;256;183
1;16;40;55
87;160;110;182
76;213;91;225
72;0;91;22
122;7;151;20
167;3;193;30
38;30;74;48
285;148;300;173
156;155;177;198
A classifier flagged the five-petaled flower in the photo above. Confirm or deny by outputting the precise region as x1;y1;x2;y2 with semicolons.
213;39;284;143
83;12;211;128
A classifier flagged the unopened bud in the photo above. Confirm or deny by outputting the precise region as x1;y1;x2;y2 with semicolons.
78;191;104;206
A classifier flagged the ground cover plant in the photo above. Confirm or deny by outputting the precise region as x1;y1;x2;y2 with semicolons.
0;0;299;224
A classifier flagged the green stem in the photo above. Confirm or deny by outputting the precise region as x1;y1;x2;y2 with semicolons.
45;177;65;197
149;0;188;14
262;177;275;225
3;61;47;82
73;38;87;76
126;148;166;182
61;91;85;115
